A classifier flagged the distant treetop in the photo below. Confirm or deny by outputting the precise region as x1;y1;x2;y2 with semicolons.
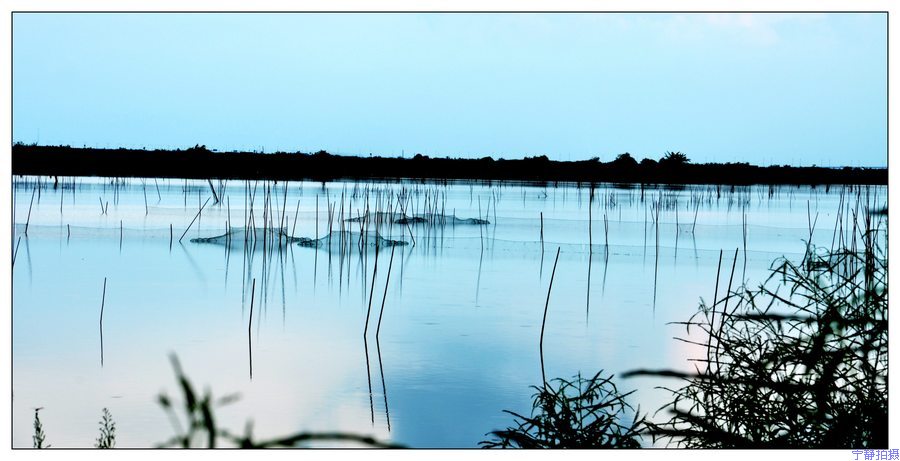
186;144;210;154
659;151;690;166
613;152;638;167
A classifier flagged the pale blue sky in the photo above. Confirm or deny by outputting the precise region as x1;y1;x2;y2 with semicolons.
12;13;887;166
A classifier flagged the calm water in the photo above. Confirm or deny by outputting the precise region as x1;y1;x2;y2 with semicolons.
11;176;885;448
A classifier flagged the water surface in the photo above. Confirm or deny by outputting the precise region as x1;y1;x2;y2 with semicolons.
12;177;883;447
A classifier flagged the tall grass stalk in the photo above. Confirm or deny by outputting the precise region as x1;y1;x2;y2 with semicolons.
95;408;116;448
32;408;48;448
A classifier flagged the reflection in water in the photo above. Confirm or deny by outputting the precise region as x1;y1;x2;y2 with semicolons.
249;278;256;380
364;339;375;426
99;277;107;367
376;338;391;432
600;247;609;301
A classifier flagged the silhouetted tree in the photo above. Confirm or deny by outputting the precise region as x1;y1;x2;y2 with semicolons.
186;144;210;154
659;151;690;166
613;153;638;168
639;158;658;168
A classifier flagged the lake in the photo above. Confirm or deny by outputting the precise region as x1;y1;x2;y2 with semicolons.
11;176;885;448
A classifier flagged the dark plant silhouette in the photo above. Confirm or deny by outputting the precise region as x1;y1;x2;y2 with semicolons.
625;210;887;448
613;152;638;167
95;408;116;448
32;408;48;449
185;144;210;154
481;371;644;448
157;354;402;448
639;157;658;168
659;151;690;166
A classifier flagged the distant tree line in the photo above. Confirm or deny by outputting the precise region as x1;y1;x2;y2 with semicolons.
11;143;885;185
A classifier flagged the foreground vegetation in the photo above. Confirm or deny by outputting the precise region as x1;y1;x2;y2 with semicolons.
623;235;887;447
31;355;402;449
480;371;644;448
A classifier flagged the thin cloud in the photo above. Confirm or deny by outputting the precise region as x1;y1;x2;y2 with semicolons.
662;13;827;46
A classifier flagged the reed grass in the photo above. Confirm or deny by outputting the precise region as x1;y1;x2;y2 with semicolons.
156;354;401;448
94;408;116;448
32;408;48;448
480;371;644;448
624;216;887;448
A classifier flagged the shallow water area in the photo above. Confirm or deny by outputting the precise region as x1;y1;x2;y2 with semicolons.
11;176;885;448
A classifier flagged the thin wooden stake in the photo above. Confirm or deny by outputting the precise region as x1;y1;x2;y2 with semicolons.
540;247;562;387
24;187;36;236
376;245;397;339
179;197;211;242
363;241;381;338
12;236;21;267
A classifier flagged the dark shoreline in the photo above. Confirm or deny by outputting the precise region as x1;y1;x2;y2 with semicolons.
12;144;887;185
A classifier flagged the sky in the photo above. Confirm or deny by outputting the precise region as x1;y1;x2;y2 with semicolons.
12;13;888;167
